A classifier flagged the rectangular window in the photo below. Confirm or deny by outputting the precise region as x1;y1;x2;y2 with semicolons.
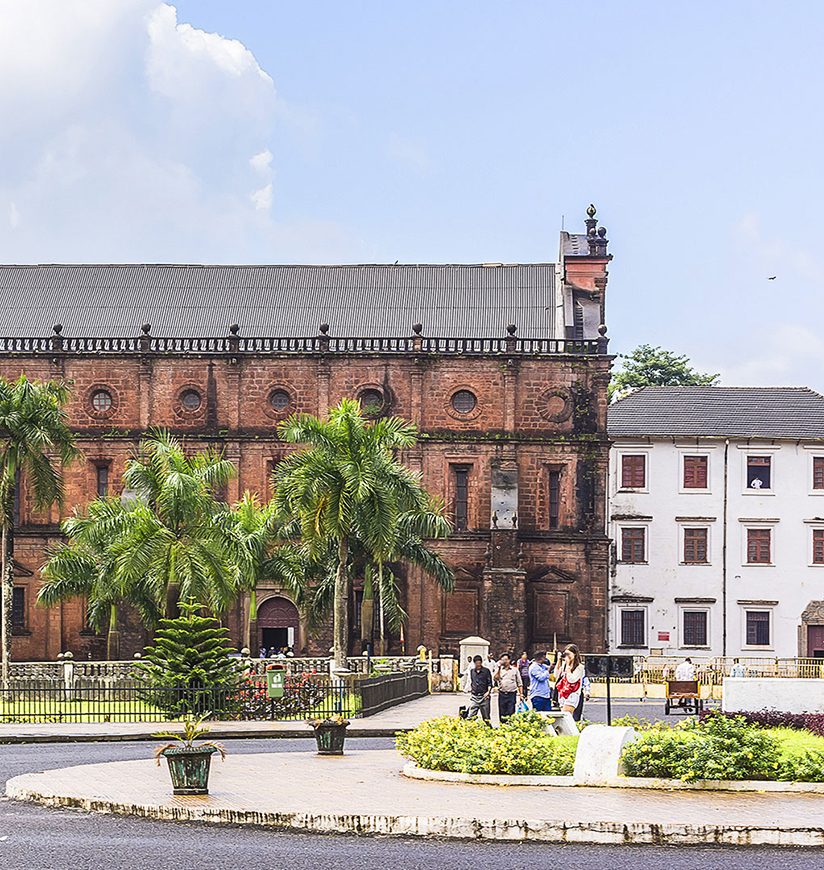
814;529;824;564
683;455;708;489
548;470;561;529
621;454;646;489
683;610;708;646
746;455;771;490
814;457;824;490
95;463;109;498
452;465;470;532
683;527;708;564
620;527;646;563
747;528;772;564
620;609;646;647
11;587;25;629
746;611;771;646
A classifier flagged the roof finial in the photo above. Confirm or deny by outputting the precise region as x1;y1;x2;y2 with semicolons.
141;323;151;335
412;322;423;335
52;324;63;335
319;323;329;335
586;203;597;219
229;323;239;335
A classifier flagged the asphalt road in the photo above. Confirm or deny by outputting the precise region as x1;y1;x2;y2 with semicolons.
0;739;819;870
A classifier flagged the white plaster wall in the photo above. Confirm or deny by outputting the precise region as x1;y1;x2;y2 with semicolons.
608;438;824;658
723;678;824;714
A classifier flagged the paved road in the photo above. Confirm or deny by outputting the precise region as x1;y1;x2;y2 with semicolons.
0;740;818;869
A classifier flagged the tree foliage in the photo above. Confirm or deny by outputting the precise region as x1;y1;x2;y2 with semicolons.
0;375;78;683
610;344;719;401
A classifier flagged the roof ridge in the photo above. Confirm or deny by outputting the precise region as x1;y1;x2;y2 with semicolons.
0;262;558;269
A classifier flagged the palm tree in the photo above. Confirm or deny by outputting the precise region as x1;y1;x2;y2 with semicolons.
274;398;451;668
216;491;306;650
111;431;238;619
0;375;78;685
38;498;160;659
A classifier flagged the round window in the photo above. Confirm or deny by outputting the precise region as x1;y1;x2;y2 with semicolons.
180;389;202;412
91;389;113;413
269;389;290;412
358;388;384;414
451;389;477;414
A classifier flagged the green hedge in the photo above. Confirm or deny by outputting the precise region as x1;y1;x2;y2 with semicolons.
396;712;577;776
621;714;824;782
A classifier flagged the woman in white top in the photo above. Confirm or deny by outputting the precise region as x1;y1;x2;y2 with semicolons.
553;643;585;714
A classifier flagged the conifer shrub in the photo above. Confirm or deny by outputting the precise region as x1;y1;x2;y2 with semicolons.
134;602;242;718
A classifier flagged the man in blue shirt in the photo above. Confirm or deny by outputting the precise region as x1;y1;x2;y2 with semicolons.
528;651;553;712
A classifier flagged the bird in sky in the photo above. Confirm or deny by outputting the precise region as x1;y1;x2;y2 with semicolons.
768;276;777;280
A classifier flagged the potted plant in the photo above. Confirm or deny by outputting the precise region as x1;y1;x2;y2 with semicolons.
307;713;350;755
154;713;226;795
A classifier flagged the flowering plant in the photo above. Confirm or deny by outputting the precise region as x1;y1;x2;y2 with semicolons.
307;713;350;727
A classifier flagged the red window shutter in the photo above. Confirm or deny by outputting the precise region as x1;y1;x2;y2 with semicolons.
747;529;771;564
814;458;824;490
683;456;708;489
621;455;646;488
683;528;708;563
621;527;646;563
814;529;824;564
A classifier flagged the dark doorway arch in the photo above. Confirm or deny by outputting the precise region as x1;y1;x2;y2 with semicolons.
257;596;300;654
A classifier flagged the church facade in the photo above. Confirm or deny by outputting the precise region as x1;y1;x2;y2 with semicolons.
0;209;613;660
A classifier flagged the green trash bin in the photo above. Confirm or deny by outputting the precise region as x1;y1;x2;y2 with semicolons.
266;666;285;699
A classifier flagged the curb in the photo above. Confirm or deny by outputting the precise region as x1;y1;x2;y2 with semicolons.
0;727;406;745
402;762;824;794
7;775;824;847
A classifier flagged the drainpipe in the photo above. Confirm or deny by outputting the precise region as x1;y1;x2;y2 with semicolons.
722;439;729;656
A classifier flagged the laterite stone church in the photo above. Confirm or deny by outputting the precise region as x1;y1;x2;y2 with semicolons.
0;209;612;660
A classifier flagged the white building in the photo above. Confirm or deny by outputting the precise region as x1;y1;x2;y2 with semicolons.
607;386;824;659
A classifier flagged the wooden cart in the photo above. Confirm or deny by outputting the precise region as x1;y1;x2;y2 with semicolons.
664;679;703;714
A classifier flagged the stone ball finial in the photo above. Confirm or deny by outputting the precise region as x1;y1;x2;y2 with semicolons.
506;323;517;336
319;323;330;335
63;651;74;660
598;324;608;336
229;323;240;335
141;323;151;335
597;226;607;238
52;323;63;335
412;322;423;335
586;203;597;218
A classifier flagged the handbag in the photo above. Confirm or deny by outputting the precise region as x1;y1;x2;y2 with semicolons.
516;698;531;714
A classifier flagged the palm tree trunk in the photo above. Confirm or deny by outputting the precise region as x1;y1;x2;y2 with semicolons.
377;560;386;655
333;537;349;670
0;519;11;690
106;602;120;660
245;589;257;652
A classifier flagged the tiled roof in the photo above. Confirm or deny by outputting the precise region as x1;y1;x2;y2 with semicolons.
0;263;558;339
608;386;824;440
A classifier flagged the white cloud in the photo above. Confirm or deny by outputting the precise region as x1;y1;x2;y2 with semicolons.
251;183;273;211
0;1;344;262
250;149;273;174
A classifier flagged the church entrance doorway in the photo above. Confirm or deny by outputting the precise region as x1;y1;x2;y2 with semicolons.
258;596;300;654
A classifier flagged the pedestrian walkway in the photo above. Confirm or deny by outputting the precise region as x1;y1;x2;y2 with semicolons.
0;693;463;744
7;748;824;846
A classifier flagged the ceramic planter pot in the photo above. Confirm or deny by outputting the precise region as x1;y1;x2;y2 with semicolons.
161;746;218;794
312;723;348;755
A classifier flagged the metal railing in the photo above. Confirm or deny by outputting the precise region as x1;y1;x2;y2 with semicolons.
0;678;359;723
360;670;429;716
585;656;824;686
0;334;606;357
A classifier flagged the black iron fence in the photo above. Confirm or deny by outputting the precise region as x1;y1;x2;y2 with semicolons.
0;670;428;724
360;670;429;717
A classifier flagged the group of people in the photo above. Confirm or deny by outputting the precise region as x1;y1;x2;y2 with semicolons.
258;646;294;659
461;645;591;725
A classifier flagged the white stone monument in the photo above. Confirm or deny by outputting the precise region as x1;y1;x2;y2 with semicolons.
573;724;637;785
458;636;490;672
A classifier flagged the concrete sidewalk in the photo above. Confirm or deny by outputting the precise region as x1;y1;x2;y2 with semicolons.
8;747;824;846
0;693;464;744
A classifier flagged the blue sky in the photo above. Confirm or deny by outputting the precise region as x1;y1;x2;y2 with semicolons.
2;2;823;387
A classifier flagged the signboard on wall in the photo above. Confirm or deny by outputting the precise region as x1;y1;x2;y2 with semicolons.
658;632;670;642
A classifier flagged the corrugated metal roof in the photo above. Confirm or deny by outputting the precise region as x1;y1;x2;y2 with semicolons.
0;263;558;339
608;386;824;440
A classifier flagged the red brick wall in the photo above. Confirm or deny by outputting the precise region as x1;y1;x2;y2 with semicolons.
5;349;611;660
